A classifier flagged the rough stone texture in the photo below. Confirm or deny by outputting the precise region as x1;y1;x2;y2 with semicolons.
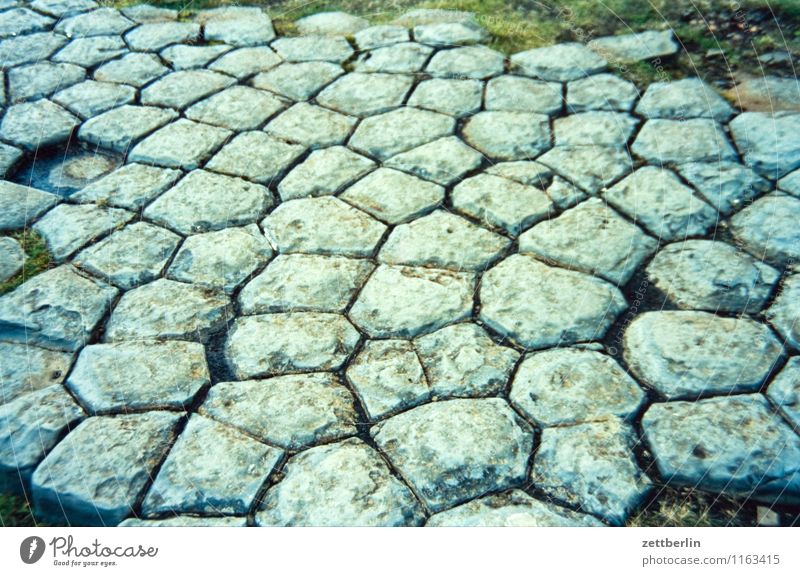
0;8;54;39
205;131;304;184
0;265;117;352
730;193;800;267
265;102;356;149
554;111;639;147
0;181;58;231
120;516;247;527
531;419;651;525
729;112;800;178
200;6;275;47
272;35;353;63
0;99;79;151
295;11;368;36
0;32;68;68
355;25;409;50
414;21;488;46
8;62;85;102
0;143;23;178
511;43;607;82
141;70;235;110
462;111;551;160
778;169;800;197
642;395;800;505
767;357;800;429
676;161;771;215
636;78;734;121
31;411;180;525
94;52;168;87
480;254;627;349
104;279;233;343
567;73;640;113
278;146;375;200
353;42;432;73
372;398;533;512
426;45;504;79
536;145;633;194
251;61;343;101
209;46;282;79
78;104;178;153
67;340;208;413
52;80;136;119
0;343;72;405
0;236;24;282
486;75;563;115
407;78;482;117
588;30;679;63
124;21;199;51
350;265;474;338
510;348;645;427
201;373;357;449
160;43;232;70
55;7;133;38
645;240;780;313
257;438;424;526
185;86;286;132
385;135;483;185
729;76;800;113
53;35;128;68
316;72;413;117
349;107;455;161
632;118;738;164
766;274;800;351
72;163;180;210
623;311;784;399
224;314;359;379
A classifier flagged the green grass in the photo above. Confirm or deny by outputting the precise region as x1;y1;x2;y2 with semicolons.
0;492;41;527
0;230;52;296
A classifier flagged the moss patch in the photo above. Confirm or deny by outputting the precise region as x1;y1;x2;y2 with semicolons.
0;230;53;296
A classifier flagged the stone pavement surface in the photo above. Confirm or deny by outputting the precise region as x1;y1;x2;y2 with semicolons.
0;3;799;527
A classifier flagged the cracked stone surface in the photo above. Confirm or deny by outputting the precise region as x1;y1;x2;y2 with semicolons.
3;5;799;526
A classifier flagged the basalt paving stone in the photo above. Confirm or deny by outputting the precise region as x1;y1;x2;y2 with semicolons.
632;118;738;165
271;35;353;63
0;143;23;178
779;169;800;196
0;342;72;405
205;131;304;185
52;35;128;67
124;21;200;51
384;136;483;186
238;254;373;314
224;313;359;378
295;11;369;36
0;8;54;39
462;111;551;161
1;99;80;151
729;112;800;178
0;236;23;282
339;167;445;224
120;517;247;527
355;24;409;50
353;42;432;74
0;265;117;352
144;169;273;235
426;45;505;79
121;4;176;22
278;146;375;201
72;163;181;210
767;357;800;429
0;180;58;231
52;80;136;119
414;22;488;46
378;209;510;271
251;61;343;101
209;46;282;79
479;254;627;349
167;224;273;295
160;44;232;70
372;398;533;513
588;30;678;63
623;311;784;399
349;107;455;161
73;222;179;289
676;161;771;216
554;112;639;148
7;61;86;102
316;72;414;117
66;340;209;413
485;75;563;115
642;395;800;505
265;102;357;149
345;339;430;421
730;193;800;266
0;32;68;68
104;279;233;343
536;145;633;195
93;52;168;87
31;411;181;526
518;197;658;285
566;73;640;113
511;43;607;82
199;6;276;47
55;7;134;37
185;86;287;132
201;373;358;449
766;273;800;351
256;438;424;526
635;78;735;122
645;240;780;313
78;105;178;153
485;161;553;188
141;70;236;111
407;78;482;117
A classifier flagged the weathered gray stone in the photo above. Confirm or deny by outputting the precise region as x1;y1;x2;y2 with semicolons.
167;225;273;294
463;111;551;161
642;395;800;505
56;7;133;37
78;104;178;153
554;111;638;147
511;43;607;82
479;254;627;349
141;70;236;110
378;210;509;271
731;193;800;266
729;112;800;178
41;151;120;194
33;203;133;262
532;419;651;525
0;8;53;39
632;118;737;164
278;146;375;200
295;11;368;36
144;169;272;235
766;274;800;351
385;136;484;185
414;22;487;46
206;131;304;184
519;197;657;284
159;43;232;69
239;253;373;314
104;279;233;343
31;411;180;525
52;80;136;119
767;357;800;428
201;373;357;449
8;62;85;102
350;264;474;338
354;42;432;73
372;398;533;512
510;348;644;427
251;61;343;101
427;490;604;526
486;75;562;115
209;46;282;79
646;240;780;313
224;314;359;378
779;169;800;197
624;311;784;399
604;166;717;241
588;30;679;63
265;102;356;149
316;72;413;117
0;32;68;68
0;143;21;178
345;339;430;420
0;100;79;151
0;385;84;492
124;21;199;51
729;76;800;113
485;161;553;188
262;197;386;257
72;163;180;210
93;52;168;87
30;0;98;17
636;78;734;121
415;323;519;398
676;161;771;215
143;415;281;516
537;145;633;194
354;25;409;50
120;516;246;527
257;438;424;526
52;35;128;67
272;35;353;63
350;107;454;161
340;167;444;224
73;222;180;289
426;45;504;79
0;236;23;282
185;86;286;132
407;78;482;117
567;73;640;113
67;340;208;413
0;343;72;405
200;6;276;46
452;173;554;235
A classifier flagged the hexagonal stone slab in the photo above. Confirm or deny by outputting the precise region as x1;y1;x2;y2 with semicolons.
729;112;800;178
426;45;504;79
385;136;483;186
767;357;800;429
78;105;178;153
199;6;275;46
645;240;780;313
0;343;72;405
554;111;638;147
531;418;651;525
519;198;656;285
251;61;343;101
72;163;181;210
206;131;305;184
485;75;562;115
262;197;386;257
31;411;180;525
271;35;353;63
372;398;533;512
0;143;23;178
779;169;800;197
731;193;800;267
316;72;413;117
8;62;85;102
378;210;509;271
93;52;168;87
239;254;373;314
104;279;233;343
355;24;409;49
124;21;200;51
185;86;287;132
256;438;424;526
350;265;474;338
224;313;359;379
588;29;678;63
67;340;209;413
349;107;455;160
353;42;433;73
635;78;734;121
339;167;444;224
52;36;127;68
278;146;375;201
345;339;430;420
510;348;645;427
566;73;640;113
463;111;551;161
623;311;784;399
209;47;282;79
201;373;357;449
511;43;607;81
144;170;272;235
407;78;482;117
128;118;231;170
427;490;604;527
0;32;68;69
0;181;58;232
159;44;232;70
55;7;134;38
536;145;633;194
142;415;281;516
0;236;23;283
642;395;800;505
52;79;136;119
0;100;80;151
479;254;627;349
632;119;737;164
140;70;235;110
73;221;180;289
0;265;117;352
766;274;800;351
265;102;356;149
676;161;771;216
